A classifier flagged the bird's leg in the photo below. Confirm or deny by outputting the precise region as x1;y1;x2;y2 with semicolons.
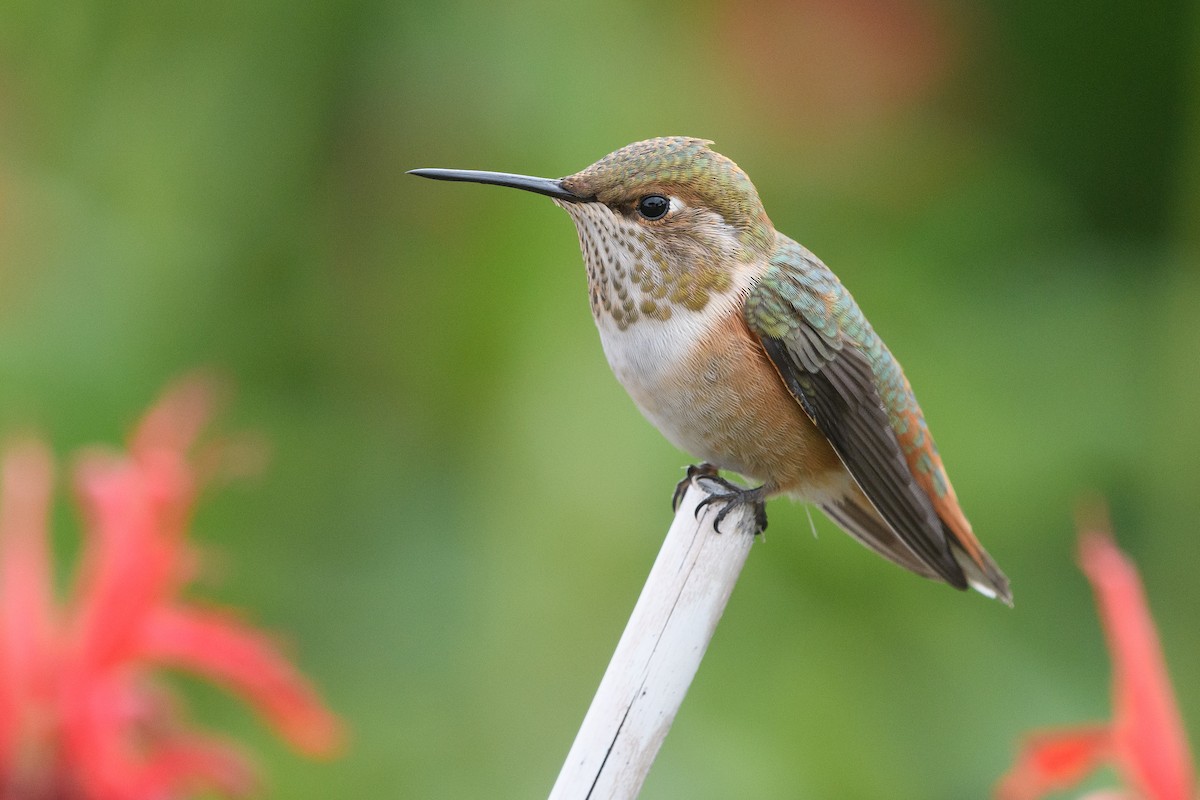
693;476;769;536
671;462;721;512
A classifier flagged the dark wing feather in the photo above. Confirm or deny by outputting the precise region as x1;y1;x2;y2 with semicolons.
757;336;966;587
745;247;968;589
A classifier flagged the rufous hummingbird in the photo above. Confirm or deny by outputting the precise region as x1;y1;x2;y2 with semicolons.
411;137;1011;603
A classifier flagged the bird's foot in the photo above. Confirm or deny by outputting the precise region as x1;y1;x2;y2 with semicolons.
693;476;768;536
671;462;721;512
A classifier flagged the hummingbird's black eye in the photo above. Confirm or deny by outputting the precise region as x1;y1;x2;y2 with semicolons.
636;195;670;220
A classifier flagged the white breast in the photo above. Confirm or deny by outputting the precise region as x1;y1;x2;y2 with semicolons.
556;197;765;457
593;276;761;458
594;288;738;402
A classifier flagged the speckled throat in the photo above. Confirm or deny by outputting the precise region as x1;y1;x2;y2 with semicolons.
556;200;736;331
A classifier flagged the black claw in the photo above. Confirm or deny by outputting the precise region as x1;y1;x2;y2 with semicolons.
691;476;768;536
672;462;720;512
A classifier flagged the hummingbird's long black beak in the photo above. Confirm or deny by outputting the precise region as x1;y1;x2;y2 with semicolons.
407;168;589;202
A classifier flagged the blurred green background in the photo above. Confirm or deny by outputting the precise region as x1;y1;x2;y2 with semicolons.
2;0;1198;796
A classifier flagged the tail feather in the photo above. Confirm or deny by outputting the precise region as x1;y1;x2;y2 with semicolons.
950;537;1013;606
821;486;1012;604
820;489;942;582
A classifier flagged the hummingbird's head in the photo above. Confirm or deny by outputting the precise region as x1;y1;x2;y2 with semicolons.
410;138;775;329
557;137;774;259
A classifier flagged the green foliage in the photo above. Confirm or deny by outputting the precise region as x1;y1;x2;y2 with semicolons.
1;0;1197;796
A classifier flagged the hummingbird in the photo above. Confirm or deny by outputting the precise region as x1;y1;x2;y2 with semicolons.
410;137;1011;603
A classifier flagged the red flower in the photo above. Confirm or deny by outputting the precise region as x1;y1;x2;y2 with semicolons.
996;510;1195;800
0;378;344;799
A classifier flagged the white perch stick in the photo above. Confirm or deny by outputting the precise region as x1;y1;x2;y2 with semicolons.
548;481;756;800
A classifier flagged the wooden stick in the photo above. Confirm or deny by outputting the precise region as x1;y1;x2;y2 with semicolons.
547;481;757;800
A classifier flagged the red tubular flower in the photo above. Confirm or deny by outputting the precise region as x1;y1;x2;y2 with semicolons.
0;377;344;799
996;511;1196;800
